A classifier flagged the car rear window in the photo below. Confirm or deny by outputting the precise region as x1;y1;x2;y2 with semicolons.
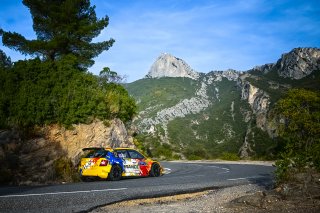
85;149;109;158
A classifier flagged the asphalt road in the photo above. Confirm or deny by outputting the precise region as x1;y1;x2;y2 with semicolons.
0;161;275;213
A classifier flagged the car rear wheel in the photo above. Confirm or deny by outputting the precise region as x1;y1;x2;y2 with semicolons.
80;176;90;182
108;164;122;181
149;163;161;177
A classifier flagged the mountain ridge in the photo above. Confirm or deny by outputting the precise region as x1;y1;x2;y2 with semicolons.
127;47;320;160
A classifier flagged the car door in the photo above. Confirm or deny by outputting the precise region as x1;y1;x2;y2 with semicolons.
115;150;139;176
127;150;149;176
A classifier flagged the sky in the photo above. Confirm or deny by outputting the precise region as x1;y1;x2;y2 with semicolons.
0;0;319;82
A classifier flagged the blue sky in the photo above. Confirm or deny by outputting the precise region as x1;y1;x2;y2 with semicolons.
1;0;320;82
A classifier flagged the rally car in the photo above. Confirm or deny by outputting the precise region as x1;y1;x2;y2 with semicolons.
79;147;162;181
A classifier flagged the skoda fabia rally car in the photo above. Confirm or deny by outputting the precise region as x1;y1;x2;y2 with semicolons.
79;147;162;181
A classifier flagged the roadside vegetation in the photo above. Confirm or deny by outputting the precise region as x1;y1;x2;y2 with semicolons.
272;88;320;183
0;0;136;184
0;0;136;129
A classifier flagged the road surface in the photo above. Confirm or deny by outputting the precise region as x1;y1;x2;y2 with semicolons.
0;161;275;213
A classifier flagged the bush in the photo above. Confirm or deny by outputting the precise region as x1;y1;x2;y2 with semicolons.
273;89;320;184
53;157;80;182
220;152;240;161
184;147;208;160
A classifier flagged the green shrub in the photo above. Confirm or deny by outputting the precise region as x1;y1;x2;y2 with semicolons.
53;157;80;182
220;152;240;161
273;88;320;184
183;147;208;160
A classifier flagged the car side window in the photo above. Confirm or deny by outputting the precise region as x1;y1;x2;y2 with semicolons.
116;150;129;158
113;151;119;158
128;150;144;159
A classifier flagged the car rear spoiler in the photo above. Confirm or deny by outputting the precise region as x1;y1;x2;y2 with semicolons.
82;147;112;151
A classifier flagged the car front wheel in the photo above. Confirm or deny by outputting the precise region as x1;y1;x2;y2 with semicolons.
149;163;161;177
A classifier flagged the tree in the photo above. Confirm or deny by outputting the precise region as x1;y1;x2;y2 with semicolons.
275;89;320;154
0;49;11;68
273;88;320;181
0;50;12;127
99;67;123;85
0;0;114;69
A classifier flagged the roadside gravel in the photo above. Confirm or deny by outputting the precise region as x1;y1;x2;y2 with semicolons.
91;184;267;213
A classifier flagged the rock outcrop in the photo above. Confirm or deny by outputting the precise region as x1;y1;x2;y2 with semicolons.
0;119;134;185
46;119;134;163
209;69;240;81
277;47;320;79
251;48;320;79
145;53;199;79
252;63;274;74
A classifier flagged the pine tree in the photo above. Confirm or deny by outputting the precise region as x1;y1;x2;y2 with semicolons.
0;0;114;69
0;49;11;68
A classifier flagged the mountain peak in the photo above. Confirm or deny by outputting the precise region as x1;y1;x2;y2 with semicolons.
145;53;199;79
277;47;320;79
250;47;320;79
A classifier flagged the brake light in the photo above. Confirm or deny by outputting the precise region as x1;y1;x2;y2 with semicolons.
99;160;108;166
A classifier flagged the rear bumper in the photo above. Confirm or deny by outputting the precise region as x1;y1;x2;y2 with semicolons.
80;167;111;179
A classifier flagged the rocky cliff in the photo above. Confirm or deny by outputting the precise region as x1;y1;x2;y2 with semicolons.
46;119;134;163
252;47;320;79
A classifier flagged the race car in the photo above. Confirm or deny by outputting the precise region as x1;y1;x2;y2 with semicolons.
79;147;162;181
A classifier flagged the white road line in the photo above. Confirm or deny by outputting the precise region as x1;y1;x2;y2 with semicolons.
208;165;230;174
227;177;247;181
163;167;171;174
0;188;128;198
217;168;230;174
227;176;262;181
208;166;220;168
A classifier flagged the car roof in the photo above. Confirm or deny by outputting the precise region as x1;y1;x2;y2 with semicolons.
82;147;113;151
113;148;134;151
82;147;141;153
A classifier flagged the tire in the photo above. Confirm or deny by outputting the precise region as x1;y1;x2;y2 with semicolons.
108;164;122;181
149;163;161;177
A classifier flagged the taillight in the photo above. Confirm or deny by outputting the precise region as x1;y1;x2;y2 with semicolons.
99;160;108;166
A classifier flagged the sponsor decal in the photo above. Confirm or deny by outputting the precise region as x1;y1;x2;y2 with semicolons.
123;158;140;174
83;158;98;170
